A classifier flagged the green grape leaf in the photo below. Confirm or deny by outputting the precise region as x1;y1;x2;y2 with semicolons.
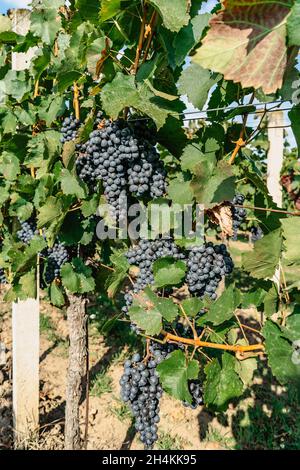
100;0;121;21
181;297;204;318
156;350;199;403
153;257;186;288
204;285;240;326
101;73;176;129
281;217;300;266
289;107;300;155
143;287;179;322
242;228;282;279
60;169;87;199
0;152;20;181
287;0;300;46
173;13;211;66
149;0;190;32
178;63;218;110
282;306;300;342
204;353;243;410
19;270;37;299
37;197;64;227
167;175;194;204
191;161;235;208
129;305;162;336
50;282;65;307
60;263;80;293
235;357;257;386
263;320;300;386
30;8;62;45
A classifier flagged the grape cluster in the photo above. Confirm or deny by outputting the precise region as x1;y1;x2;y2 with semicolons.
250;226;263;242
0;268;7;285
60;114;81;143
17;220;37;244
186;242;234;300
44;242;69;284
182;380;203;409
120;350;165;449
123;238;185;318
231;194;247;240
76;118;167;217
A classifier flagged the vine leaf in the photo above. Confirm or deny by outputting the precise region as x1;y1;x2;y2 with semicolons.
263;320;300;385
281;306;300;342
193;0;291;94
167;174;194;204
105;250;129;298
242;228;282;279
204;352;243;409
181;297;204;318
288;107;300;160
180;143;208;173
101;73;177;129
178;63;218;110
191;161;235;208
149;0;190;32
61;258;95;294
60;169;87;199
129;287;179;333
281;217;300;266
100;0;121;22
129;306;162;336
287;0;300;46
156;350;199;403
86;37;110;78
30;8;62;45
173;13;212;67
204;285;240;326
235;356;257;386
50;282;65;307
153;257;186;288
37;196;63;227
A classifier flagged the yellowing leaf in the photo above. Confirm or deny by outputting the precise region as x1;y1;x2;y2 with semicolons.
193;0;291;94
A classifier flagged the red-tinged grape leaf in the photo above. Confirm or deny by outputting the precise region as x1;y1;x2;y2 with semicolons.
192;0;291;94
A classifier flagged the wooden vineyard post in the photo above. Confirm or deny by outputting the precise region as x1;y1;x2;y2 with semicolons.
10;9;40;446
267;111;284;293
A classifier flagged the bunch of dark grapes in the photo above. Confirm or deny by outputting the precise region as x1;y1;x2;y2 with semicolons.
123;238;185;318
250;226;263;242
182;380;203;409
120;350;165;449
186;242;234;300
76;118;167;217
17;220;37;244
0;268;7;285
44;242;69;284
60;114;81;143
231;194;247;240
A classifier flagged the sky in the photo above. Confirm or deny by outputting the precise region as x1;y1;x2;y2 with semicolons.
0;0;30;13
